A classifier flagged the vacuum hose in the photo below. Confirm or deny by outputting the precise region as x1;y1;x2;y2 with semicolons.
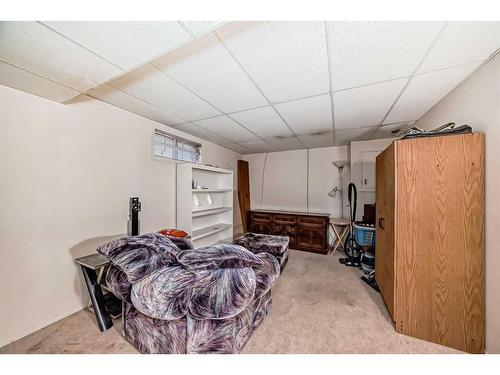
347;183;357;223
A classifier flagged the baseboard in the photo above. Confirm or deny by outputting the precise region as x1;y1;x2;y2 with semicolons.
0;305;85;349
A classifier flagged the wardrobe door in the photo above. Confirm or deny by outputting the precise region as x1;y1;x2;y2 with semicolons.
375;142;397;320
395;134;484;353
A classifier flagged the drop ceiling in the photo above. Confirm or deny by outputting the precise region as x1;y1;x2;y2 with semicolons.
1;21;498;153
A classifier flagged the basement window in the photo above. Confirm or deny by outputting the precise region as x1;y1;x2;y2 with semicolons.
153;129;201;163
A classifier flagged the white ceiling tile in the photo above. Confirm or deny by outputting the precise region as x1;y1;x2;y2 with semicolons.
182;21;225;36
173;123;232;145
0;60;80;102
154;33;267;113
216;21;330;102
274;94;333;135
374;122;415;139
220;142;250;154
237;140;274;153
229;106;294;138
44;21;191;70
265;136;304;151
193;115;258;143
297;132;334;148
385;62;480;124
111;64;220;121
87;84;186;125
328;21;443;90
334;78;408;130
418;22;500;73
0;21;122;91
334;127;378;146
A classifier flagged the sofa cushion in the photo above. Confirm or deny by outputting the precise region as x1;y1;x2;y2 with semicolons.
188;267;256;320
96;233;180;282
233;233;289;256
176;244;262;271
131;266;195;320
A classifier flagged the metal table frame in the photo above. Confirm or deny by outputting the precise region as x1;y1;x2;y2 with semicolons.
75;253;117;332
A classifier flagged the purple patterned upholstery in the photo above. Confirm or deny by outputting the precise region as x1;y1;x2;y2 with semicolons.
233;233;289;255
131;266;195;320
176;244;262;270
106;266;132;303
98;235;280;354
97;233;179;282
160;235;194;251
233;233;290;272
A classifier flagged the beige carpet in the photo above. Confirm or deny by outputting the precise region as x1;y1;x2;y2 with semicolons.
0;250;460;354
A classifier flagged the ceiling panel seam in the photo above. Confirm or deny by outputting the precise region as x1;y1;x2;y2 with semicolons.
177;21;196;38
36;21;125;70
62;23;229;101
332;75;411;94
415;48;500;122
212;30;307;148
324;21;336;145
224;113;275;146
173;122;235;145
223;142;251;152
378;22;448;126
150;62;224;113
100;82;190;125
0;58;82;93
150;63;273;145
87;94;177;126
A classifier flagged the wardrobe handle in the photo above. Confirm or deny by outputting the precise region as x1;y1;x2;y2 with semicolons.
378;217;385;229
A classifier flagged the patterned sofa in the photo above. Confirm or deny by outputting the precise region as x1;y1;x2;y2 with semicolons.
96;233;280;354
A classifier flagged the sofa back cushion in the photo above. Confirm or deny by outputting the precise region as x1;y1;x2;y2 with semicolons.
106;266;132;302
96;233;180;282
176;244;261;271
161;235;194;251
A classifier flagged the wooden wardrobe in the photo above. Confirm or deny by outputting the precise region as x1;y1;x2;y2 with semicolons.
375;133;484;353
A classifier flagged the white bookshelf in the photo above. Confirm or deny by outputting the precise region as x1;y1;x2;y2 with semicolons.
177;163;234;248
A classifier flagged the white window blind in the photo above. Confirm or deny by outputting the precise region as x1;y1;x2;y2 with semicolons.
154;130;201;163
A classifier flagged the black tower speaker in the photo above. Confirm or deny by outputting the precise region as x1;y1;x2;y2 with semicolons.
127;197;141;236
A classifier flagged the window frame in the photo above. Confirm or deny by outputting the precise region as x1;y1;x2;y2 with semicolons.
152;129;201;164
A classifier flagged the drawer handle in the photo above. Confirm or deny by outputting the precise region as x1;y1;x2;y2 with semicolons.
378;217;385;229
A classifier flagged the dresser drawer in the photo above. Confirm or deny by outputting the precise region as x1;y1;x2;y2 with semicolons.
273;214;297;225
250;212;272;223
298;216;327;228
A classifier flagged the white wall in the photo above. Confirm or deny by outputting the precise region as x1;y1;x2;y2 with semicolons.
0;85;242;347
243;146;349;218
350;138;394;220
412;54;500;353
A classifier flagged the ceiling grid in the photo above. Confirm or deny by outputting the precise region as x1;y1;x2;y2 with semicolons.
1;21;498;153
378;22;448;126
212;30;307;149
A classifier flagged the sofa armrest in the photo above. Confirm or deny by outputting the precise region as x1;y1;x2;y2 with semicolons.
130;266;195;320
252;253;280;299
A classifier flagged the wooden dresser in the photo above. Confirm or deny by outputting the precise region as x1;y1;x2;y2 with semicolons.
248;210;329;254
375;133;484;353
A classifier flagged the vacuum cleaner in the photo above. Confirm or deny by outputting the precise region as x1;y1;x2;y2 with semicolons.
339;183;362;267
339;184;380;292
